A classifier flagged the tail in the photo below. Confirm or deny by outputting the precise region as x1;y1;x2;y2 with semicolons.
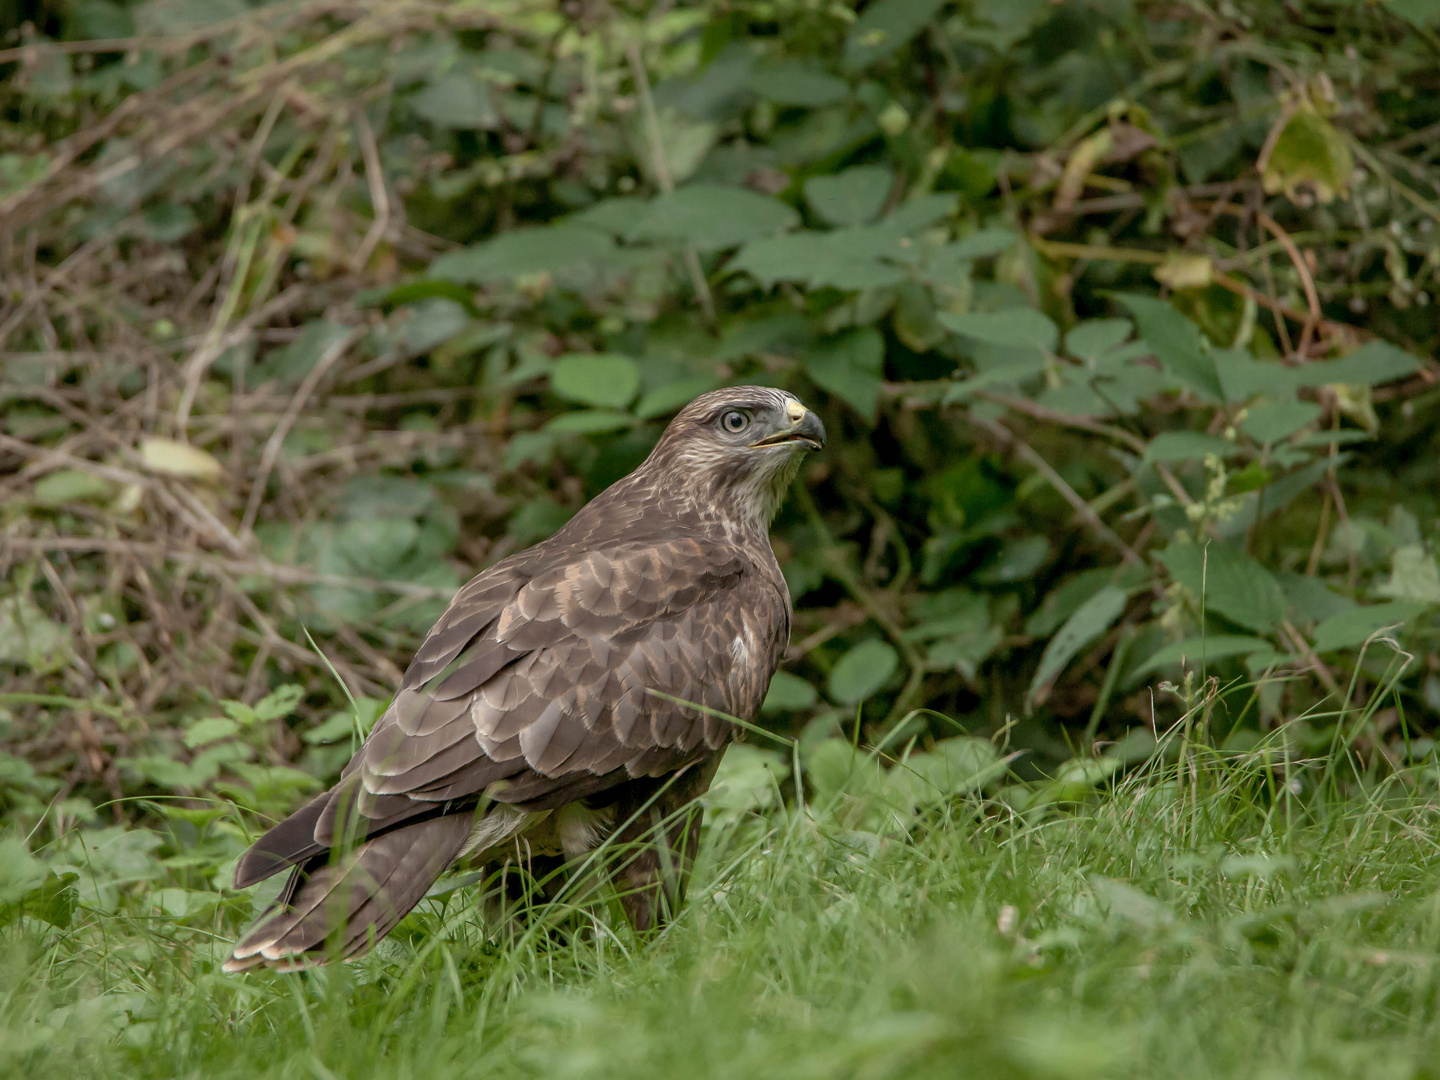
223;814;472;972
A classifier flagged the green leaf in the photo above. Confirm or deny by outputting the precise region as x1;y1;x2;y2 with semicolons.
252;684;304;723
33;468;112;505
1158;542;1286;633
1312;601;1425;653
1261;105;1354;204
1241;400;1322;444
1065;319;1133;363
893;737;1004;807
828;638;900;705
845;0;948;69
805;327;884;424
183;717;238;749
1213;350;1302;401
938;308;1059;352
1026;586;1129;709
748;63;849;107
1118;295;1224;403
431;224;614;285
706;744;790;814
1292;341;1420;389
1143;432;1237;463
762;671;820;714
728;232;830;287
1375;545;1440;605
973;535;1051;585
0;595;72;674
628;185;799;252
805;166;893;226
1136;634;1273;675
544;410;636;435
364;278;483;317
945;228;1019;260
634;375;724;420
411;72;498;129
0;837;46;905
253;320;350;386
551;353;642;409
1389;0;1440;27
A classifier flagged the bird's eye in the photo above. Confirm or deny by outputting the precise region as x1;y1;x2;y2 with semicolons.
720;410;750;434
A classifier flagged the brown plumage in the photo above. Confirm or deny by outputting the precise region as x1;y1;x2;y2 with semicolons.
225;386;824;971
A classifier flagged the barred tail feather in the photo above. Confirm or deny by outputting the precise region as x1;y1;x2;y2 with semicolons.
223;814;472;972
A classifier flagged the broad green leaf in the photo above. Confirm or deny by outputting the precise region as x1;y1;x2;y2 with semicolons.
938;308;1059;352
1026;586;1129;708
882;193;958;233
945;228;1018;260
1375;545;1440;605
706;744;790;814
1312;601;1425;653
804;740;881;804
1143;432;1237;463
1065;319;1133;363
183;717;238;749
805;327;884;424
1241;400;1322;444
544;410;636;435
138;436;223;480
845;0;948;69
1158;542;1286;633
628;185;799;252
33;468;111;505
1276;571;1356;625
1292;341;1420;389
748;63;849;107
1027;568;1136;637
252;684;305;723
973;535;1051;585
431;225;614;285
1118;294;1224;403
634;375;724;419
1213;349;1301;401
762;671;820;714
0;595;72;674
551;353;642;409
894;737;1003;807
639;110;718;186
729;232;831;287
411;71;498;129
805;166;893;226
1390;0;1440;27
1135;634;1273;675
1261;105;1354;204
0;837;46;906
828;638;900;705
252;320;350;386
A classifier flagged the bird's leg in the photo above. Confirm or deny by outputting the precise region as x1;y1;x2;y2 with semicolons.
606;754;722;932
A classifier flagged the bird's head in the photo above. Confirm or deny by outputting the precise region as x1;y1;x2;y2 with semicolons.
645;386;825;531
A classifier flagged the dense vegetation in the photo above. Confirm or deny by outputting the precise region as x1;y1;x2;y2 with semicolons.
3;0;1440;1075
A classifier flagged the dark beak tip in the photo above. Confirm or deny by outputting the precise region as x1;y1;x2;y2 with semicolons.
802;411;826;450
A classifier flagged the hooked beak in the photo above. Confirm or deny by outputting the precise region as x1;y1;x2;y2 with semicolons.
749;407;826;452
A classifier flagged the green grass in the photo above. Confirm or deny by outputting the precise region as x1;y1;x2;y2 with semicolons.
7;731;1440;1080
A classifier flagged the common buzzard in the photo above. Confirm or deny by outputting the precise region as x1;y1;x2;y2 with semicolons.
225;386;824;970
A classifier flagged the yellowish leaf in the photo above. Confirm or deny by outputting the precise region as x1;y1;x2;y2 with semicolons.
138;437;224;480
1154;252;1215;291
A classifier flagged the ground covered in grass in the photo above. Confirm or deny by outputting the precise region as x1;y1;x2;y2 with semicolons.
7;729;1440;1080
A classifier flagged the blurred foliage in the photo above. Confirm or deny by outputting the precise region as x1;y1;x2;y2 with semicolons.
3;0;1440;981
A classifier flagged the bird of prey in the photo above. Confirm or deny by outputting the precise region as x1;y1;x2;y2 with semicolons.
225;386;824;971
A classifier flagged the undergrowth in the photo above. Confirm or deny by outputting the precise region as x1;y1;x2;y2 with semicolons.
6;657;1440;1079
